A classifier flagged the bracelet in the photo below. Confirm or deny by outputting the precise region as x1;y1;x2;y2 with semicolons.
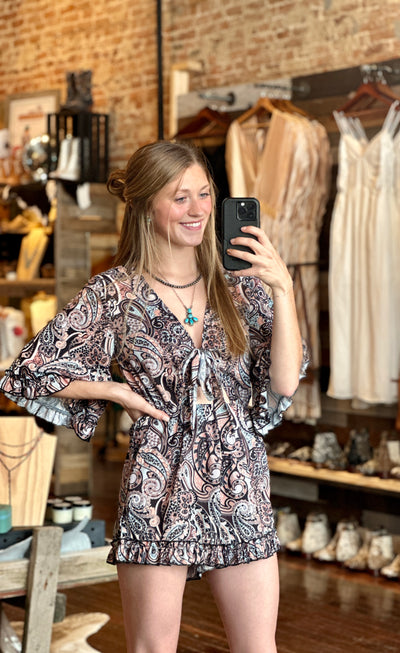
273;285;292;299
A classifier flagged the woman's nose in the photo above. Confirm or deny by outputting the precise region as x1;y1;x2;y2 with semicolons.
188;198;202;215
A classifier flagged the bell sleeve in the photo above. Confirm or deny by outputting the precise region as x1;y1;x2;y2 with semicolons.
0;273;119;441
239;276;308;437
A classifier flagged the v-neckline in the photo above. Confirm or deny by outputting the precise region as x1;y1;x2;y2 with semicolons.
140;275;209;350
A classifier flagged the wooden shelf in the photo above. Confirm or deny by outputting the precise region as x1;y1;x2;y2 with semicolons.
0;544;116;599
0;278;56;297
269;457;400;495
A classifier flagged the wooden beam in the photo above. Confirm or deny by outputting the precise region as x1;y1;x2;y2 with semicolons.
22;526;63;653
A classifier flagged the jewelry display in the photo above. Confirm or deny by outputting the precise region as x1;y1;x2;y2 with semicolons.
16;227;49;280
0;432;44;506
0;417;57;526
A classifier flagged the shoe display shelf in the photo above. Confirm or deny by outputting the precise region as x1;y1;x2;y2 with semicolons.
268;457;400;495
47;110;109;184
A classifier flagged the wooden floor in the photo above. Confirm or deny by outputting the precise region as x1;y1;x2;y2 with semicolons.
5;453;400;652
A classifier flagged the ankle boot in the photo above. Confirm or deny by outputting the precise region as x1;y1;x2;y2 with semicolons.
380;553;400;579
390;465;400;479
269;441;294;458
336;521;361;562
301;512;331;557
288;445;313;462
285;535;303;553
276;508;301;549
312;432;346;470
313;519;359;563
376;432;394;479
367;530;394;575
313;519;347;562
344;528;375;571
345;428;372;470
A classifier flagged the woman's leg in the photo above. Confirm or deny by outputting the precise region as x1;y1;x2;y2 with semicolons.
117;563;188;653
206;555;280;653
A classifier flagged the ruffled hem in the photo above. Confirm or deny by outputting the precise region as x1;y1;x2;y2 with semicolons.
106;532;280;580
2;391;72;426
251;339;310;438
1;363;109;440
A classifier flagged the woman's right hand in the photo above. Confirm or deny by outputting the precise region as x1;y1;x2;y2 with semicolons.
116;383;170;423
54;380;169;424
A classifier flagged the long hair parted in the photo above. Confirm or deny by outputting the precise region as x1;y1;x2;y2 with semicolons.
107;140;247;356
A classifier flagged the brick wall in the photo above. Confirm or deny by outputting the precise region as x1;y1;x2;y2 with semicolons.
0;0;399;167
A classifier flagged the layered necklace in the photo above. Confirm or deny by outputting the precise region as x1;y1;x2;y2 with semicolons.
151;272;202;326
0;432;44;505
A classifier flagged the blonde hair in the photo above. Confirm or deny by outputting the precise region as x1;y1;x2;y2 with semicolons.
107;140;247;356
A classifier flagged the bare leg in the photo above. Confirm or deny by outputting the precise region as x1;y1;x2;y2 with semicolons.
206;555;280;653
117;563;187;653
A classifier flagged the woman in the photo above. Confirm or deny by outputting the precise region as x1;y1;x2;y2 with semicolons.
0;140;305;653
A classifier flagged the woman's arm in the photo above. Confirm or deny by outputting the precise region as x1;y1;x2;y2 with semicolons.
227;225;303;397
268;285;303;397
54;380;170;423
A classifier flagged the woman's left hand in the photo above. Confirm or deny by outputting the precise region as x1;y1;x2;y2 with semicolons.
227;225;292;294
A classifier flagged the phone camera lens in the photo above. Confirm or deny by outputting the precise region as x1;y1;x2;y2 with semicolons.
237;201;255;221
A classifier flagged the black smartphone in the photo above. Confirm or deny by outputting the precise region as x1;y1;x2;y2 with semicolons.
221;197;260;271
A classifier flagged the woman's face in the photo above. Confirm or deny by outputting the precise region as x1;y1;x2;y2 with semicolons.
151;164;212;251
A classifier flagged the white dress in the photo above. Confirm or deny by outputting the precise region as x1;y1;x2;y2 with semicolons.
328;103;400;404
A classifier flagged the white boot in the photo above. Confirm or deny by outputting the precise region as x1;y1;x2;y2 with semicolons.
313;518;349;562
301;512;331;556
276;509;301;548
380;553;400;579
368;531;394;574
336;522;361;562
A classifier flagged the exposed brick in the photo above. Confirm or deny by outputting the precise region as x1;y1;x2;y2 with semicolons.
0;0;399;165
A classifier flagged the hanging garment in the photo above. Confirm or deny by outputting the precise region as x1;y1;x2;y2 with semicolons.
226;109;331;422
328;103;400;404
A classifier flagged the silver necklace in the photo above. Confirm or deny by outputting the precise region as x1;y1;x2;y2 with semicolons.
151;272;202;289
169;282;198;326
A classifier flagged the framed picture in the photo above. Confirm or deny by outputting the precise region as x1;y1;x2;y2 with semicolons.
5;90;60;152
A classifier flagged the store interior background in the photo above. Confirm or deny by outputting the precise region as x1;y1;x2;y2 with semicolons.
1;1;400;652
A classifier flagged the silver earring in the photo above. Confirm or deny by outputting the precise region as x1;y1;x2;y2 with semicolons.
146;216;152;225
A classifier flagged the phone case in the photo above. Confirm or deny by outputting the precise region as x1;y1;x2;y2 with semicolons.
221;197;260;271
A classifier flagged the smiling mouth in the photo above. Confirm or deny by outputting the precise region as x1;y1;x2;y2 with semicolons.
181;221;202;228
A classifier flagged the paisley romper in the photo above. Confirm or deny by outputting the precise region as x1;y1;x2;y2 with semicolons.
0;266;304;579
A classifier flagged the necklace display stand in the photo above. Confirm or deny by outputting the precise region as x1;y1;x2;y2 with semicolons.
16;228;49;281
0;417;57;527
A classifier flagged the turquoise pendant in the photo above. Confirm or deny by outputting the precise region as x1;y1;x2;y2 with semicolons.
185;307;198;326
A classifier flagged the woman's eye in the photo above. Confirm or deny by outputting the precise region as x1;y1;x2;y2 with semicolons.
175;196;186;203
200;191;210;199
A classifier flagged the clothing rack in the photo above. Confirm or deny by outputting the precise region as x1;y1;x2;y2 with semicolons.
176;78;292;123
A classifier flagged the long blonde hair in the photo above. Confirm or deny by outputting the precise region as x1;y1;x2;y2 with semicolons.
107;140;247;356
